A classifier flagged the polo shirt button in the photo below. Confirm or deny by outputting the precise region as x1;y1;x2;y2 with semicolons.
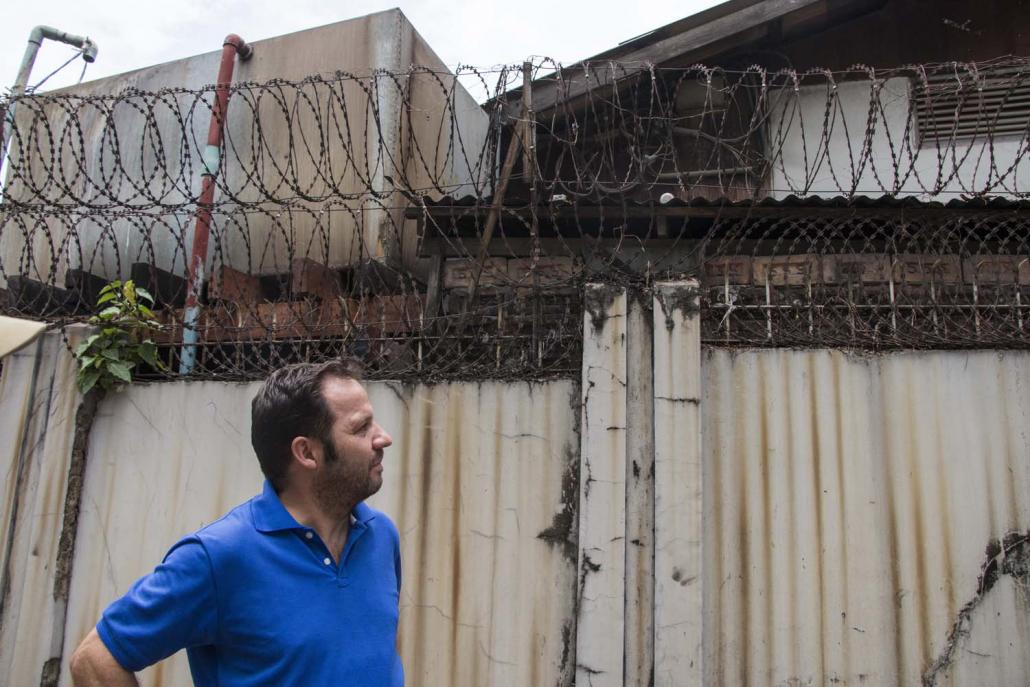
323;557;331;565
305;532;313;540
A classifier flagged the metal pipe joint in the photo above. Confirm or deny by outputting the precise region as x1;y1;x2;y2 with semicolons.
27;25;98;64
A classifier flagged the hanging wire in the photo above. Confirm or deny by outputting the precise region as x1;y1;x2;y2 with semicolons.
28;49;87;93
77;58;91;85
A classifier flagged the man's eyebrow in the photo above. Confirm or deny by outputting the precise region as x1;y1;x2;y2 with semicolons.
347;412;373;429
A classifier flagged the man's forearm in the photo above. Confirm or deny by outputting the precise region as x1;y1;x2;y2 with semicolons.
70;629;139;687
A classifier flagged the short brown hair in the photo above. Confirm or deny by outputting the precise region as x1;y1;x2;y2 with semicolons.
250;359;363;491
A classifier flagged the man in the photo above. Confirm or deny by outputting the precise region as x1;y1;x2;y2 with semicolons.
70;359;403;686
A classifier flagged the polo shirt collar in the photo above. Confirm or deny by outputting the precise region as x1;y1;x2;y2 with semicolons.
252;481;301;533
252;480;377;532
352;500;377;525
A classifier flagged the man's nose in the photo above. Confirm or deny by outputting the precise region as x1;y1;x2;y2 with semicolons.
374;423;393;449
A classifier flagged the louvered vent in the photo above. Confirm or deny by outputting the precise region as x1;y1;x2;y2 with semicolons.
914;67;1030;144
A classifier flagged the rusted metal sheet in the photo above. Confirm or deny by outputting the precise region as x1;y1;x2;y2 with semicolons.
0;328;85;687
379;382;579;687
701;348;1030;686
576;284;627;686
652;281;703;687
57;379;578;686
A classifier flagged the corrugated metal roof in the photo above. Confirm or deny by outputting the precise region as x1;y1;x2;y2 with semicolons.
415;193;1030;213
413;194;1030;249
490;0;887;116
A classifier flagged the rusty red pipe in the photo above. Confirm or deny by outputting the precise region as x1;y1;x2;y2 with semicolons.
180;34;252;374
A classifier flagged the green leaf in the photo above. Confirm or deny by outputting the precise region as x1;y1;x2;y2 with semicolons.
78;368;101;394
137;341;159;367
98;281;120;297
77;279;165;389
74;334;100;357
107;361;134;383
136;288;155;305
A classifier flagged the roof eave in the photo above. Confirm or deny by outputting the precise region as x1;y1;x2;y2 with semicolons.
490;0;887;118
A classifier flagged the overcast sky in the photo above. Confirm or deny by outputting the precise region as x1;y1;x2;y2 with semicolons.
3;0;723;95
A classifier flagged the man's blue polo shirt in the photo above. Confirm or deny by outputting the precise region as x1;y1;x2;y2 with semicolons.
97;481;404;686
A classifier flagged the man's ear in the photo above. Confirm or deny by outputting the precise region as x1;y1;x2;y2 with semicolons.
289;435;320;472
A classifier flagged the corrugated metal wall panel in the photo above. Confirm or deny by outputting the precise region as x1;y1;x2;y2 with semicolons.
701;348;1030;686
59;379;578;686
381;382;579;686
653;281;703;687
0;341;40;588
8;318;1029;686
576;285;628;686
60;380;263;687
0;329;85;686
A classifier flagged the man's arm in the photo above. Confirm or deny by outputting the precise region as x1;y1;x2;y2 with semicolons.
81;536;218;677
69;628;139;687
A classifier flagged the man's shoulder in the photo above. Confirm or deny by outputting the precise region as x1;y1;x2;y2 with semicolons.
189;496;259;549
363;505;400;543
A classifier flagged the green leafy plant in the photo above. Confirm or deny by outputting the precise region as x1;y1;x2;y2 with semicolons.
74;280;165;393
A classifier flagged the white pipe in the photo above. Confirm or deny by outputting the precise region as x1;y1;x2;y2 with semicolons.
1;26;98;189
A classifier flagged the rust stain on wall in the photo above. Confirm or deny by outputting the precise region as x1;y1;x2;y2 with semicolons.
701;349;1030;687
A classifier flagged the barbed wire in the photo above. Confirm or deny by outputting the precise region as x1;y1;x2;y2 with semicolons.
1;58;1028;380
